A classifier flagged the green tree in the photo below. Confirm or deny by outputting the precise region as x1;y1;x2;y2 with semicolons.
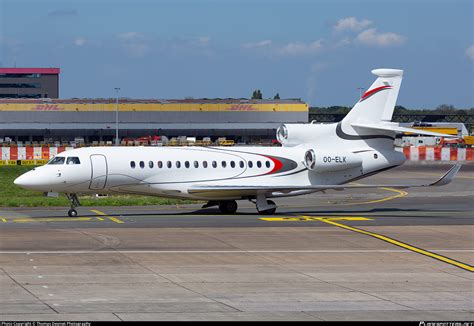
251;89;263;99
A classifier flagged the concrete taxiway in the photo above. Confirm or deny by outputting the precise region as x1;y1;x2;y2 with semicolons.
0;163;472;321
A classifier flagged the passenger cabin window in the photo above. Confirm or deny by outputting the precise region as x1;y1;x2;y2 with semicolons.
139;161;145;168
239;161;244;168
221;161;227;168
158;161;163;168
48;157;65;165
257;161;262;168
130;161;136;168
248;161;253;168
212;161;217;168
176;161;181;168
149;161;154;168
265;161;271;168
203;161;208;168
167;161;172;168
194;161;199;168
185;161;190;168
66;157;81;165
230;161;235;168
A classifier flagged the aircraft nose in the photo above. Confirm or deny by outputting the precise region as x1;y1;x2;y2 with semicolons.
13;170;44;190
14;174;27;186
14;173;32;188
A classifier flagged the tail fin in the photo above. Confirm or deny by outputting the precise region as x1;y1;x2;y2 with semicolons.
343;68;403;124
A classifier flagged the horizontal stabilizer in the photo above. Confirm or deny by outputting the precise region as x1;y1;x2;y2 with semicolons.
189;164;462;195
351;122;457;138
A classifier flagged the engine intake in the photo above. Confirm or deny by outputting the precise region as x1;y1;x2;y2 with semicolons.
276;124;321;146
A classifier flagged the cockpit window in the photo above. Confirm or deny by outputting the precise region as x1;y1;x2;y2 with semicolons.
66;157;81;165
48;156;65;165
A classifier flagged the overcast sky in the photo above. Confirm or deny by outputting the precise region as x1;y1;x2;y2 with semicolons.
0;0;472;108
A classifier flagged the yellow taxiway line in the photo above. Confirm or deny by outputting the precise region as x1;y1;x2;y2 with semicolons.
13;217;93;223
311;216;474;273
281;186;408;209
260;216;373;222
360;187;408;205
90;209;125;224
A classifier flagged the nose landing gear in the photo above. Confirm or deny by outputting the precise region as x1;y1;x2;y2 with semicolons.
66;194;81;217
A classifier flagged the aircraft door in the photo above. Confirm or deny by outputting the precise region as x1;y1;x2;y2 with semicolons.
89;154;108;190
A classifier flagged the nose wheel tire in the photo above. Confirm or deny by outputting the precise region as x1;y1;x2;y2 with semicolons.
68;209;78;217
218;200;238;214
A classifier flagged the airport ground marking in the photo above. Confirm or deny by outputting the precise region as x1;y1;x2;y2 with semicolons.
260;216;373;222
0;249;473;254
309;216;474;273
282;187;408;208
90;209;125;224
360;187;408;205
0;217;7;222
13;217;93;223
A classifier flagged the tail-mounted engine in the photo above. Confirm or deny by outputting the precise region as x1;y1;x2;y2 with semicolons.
276;124;321;147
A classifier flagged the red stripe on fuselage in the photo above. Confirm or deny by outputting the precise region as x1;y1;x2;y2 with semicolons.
263;155;283;174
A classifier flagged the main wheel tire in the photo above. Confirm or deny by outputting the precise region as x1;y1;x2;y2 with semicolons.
257;200;277;215
68;209;78;217
218;200;238;214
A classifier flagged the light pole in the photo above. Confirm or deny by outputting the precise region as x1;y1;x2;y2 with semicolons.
357;87;364;100
114;87;120;146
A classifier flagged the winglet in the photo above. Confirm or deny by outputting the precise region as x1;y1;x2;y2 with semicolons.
430;163;462;186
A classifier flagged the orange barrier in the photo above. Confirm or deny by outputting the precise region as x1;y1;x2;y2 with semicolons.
396;146;473;161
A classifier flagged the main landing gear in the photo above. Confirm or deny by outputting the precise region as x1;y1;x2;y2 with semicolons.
255;193;277;215
257;200;277;215
218;200;238;214
202;200;238;214
202;196;278;215
66;193;81;217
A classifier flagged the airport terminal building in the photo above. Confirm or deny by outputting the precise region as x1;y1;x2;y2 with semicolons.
0;98;308;145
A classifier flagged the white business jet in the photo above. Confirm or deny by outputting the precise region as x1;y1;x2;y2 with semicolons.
14;69;461;217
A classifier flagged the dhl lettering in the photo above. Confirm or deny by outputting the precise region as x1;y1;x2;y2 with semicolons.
33;104;64;111
227;105;257;111
323;156;347;163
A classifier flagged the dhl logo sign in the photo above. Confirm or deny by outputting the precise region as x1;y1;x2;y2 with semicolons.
227;104;257;111
33;104;64;111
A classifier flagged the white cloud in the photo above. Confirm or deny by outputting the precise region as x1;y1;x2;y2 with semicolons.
334;17;372;32
278;40;323;56
242;40;272;49
74;37;86;46
355;28;406;47
117;32;149;57
466;45;474;60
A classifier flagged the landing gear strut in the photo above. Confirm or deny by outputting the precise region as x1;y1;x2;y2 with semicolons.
256;193;277;215
66;193;81;217
257;200;277;215
218;200;238;214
